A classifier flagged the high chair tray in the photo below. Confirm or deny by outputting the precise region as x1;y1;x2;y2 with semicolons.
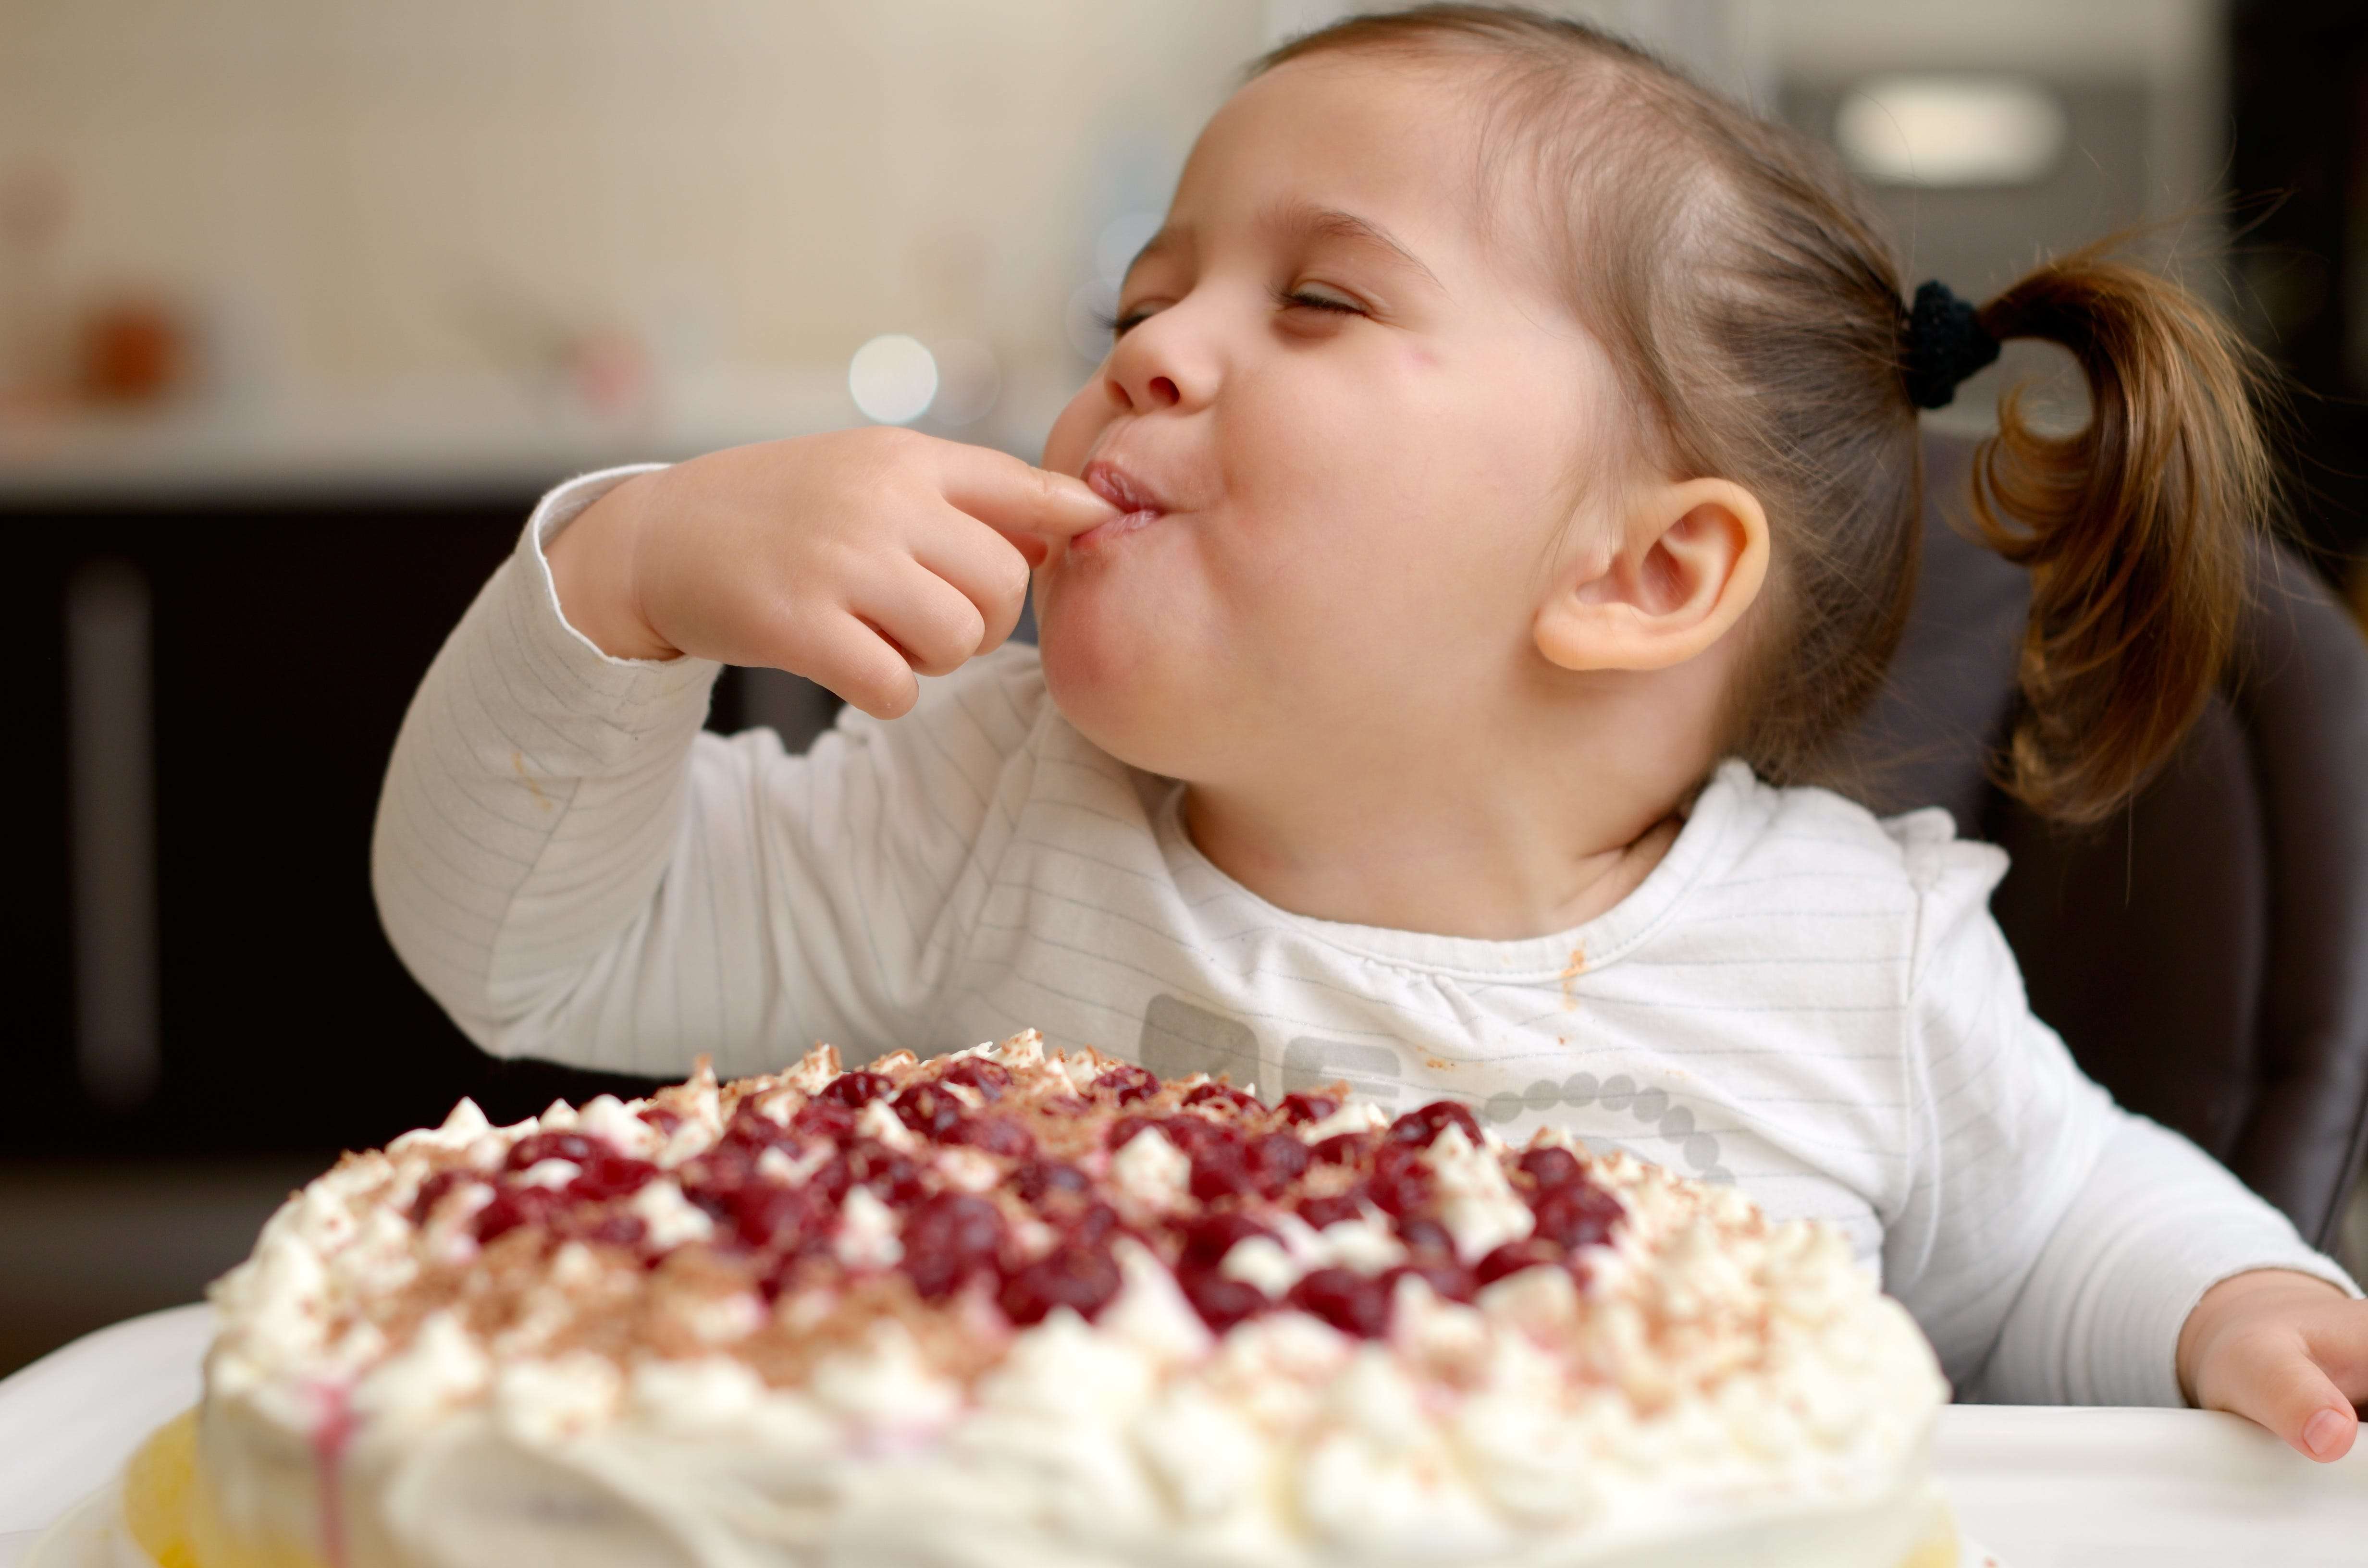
1;1305;2362;1567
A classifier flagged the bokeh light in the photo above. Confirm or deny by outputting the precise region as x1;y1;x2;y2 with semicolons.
848;334;938;425
1835;76;2067;188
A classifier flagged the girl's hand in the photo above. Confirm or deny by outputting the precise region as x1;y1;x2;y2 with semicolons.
2179;1268;2368;1461
547;429;1117;718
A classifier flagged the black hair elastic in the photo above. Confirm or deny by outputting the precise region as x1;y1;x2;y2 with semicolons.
1900;280;2000;410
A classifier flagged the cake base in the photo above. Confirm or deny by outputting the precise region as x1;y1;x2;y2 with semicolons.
97;1409;1969;1568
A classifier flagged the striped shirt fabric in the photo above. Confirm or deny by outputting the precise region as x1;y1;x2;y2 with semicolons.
372;466;2353;1409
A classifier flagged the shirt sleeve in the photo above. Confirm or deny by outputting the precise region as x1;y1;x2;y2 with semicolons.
370;467;1045;1080
1880;819;2357;1407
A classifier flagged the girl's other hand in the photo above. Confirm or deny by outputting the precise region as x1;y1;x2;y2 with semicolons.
546;429;1118;718
2178;1269;2368;1462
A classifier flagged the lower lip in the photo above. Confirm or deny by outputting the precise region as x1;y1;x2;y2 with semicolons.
1072;506;1165;552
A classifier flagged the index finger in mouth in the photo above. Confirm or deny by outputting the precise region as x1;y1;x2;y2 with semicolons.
936;444;1119;541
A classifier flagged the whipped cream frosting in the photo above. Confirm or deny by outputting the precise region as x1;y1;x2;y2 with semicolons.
190;1033;1951;1568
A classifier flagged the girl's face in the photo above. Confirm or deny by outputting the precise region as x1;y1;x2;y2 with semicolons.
1037;55;1627;788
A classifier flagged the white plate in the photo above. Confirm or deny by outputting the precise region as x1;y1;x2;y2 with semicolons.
20;1308;2368;1566
0;1305;211;1547
15;1479;2007;1568
14;1486;127;1568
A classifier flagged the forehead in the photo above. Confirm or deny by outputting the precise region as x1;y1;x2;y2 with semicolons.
1165;55;1501;258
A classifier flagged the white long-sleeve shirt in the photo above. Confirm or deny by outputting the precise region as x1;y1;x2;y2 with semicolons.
373;466;2354;1409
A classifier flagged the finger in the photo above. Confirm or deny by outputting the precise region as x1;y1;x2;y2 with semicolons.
2218;1340;2358;1462
2301;1305;2368;1403
909;509;1033;652
789;614;918;721
850;564;988;680
933;443;1119;544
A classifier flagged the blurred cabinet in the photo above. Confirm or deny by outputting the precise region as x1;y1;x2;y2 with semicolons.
5;491;691;1159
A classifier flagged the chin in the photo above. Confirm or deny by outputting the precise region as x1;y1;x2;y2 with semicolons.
1035;565;1219;782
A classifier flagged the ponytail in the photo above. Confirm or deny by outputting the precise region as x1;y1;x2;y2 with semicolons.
1971;245;2280;824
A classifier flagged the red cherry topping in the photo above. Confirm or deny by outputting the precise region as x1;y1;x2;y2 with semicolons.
474;1185;563;1242
804;1156;854;1207
1106;1115;1161;1151
1067;1201;1126;1250
1250;1132;1310;1194
1518;1146;1585;1190
900;1193;1007;1299
1280;1092;1340;1126
732;1182;831;1250
1475;1236;1565;1286
937;1058;1010;1102
945;1115;1035;1160
1310;1132;1373;1166
791;1100;858;1142
1177;1265;1269;1332
1090;1065;1159;1104
1015;1161;1090;1206
1288;1267;1393;1338
840;1142;928;1208
1183;1083;1260;1113
567;1152;659;1203
891;1083;966;1140
999;1242;1122;1325
423;1051;1650;1350
817;1071;895;1108
1189;1141;1257;1203
1365;1143;1434;1218
1393;1216;1456;1260
1388;1100;1482;1149
1531;1183;1623;1251
1158;1115;1237;1160
1295;1192;1366;1231
1390;1260;1477;1303
1177;1212;1273;1270
719;1102;796;1152
408;1169;476;1225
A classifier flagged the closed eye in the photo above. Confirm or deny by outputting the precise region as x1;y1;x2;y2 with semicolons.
1101;306;1156;338
1276;288;1363;317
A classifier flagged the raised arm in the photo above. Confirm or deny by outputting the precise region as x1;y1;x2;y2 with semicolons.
370;434;1115;1078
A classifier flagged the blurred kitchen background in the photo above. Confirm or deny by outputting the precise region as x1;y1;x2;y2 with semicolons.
4;0;2365;1376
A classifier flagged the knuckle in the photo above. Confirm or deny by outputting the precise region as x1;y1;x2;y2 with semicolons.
994;541;1034;601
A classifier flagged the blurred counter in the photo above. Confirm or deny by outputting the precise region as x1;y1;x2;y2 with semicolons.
0;365;855;502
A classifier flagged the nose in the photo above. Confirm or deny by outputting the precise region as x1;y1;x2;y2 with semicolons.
1102;305;1211;416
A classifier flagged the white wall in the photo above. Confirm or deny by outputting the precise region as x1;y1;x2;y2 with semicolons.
0;0;1259;419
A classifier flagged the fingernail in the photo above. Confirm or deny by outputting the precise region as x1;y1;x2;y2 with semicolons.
2304;1408;2348;1459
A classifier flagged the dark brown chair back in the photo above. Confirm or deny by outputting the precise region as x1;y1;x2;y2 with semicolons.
1838;436;2368;1250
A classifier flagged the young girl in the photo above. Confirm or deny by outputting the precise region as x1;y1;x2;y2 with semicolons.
375;7;2367;1460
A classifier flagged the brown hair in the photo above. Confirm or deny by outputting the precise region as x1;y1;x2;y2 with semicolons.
1259;6;2278;824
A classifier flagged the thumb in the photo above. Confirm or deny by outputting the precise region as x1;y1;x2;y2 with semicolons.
936;443;1118;543
2215;1339;2358;1462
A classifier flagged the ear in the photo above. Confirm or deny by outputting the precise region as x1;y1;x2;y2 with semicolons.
1533;478;1770;673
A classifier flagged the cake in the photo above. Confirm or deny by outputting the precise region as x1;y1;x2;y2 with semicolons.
126;1033;1954;1568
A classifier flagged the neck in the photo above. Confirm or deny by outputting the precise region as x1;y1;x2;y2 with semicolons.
1179;722;1701;940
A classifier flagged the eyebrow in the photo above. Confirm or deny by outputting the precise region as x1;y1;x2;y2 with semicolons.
1260;199;1443;290
1122;200;1444;292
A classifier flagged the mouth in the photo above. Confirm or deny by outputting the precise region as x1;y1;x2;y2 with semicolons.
1074;459;1171;551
